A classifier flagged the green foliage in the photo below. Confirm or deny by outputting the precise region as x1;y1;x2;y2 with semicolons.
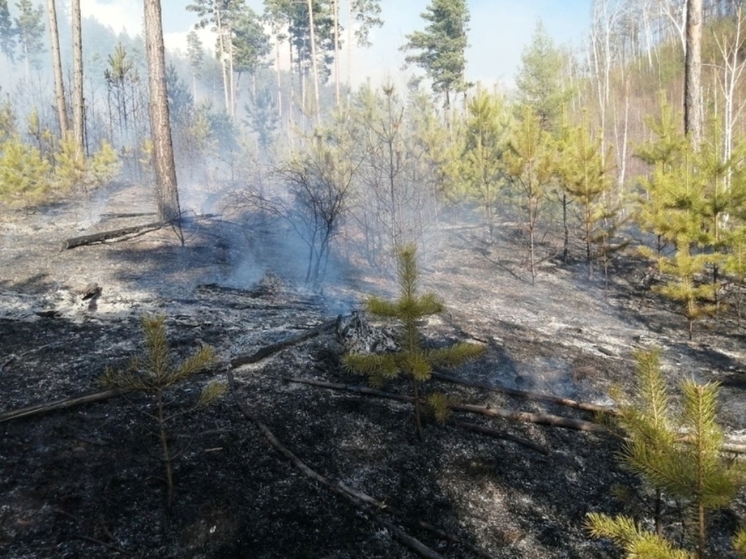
55;137;121;193
590;350;745;559
514;21;570;132
558;117;616;276
100;315;222;508
232;5;271;76
0;97;16;141
448;88;509;240
342;244;483;438
401;0;470;109
503;105;556;284
586;513;695;559
186;29;204;78
635;99;735;339
0;134;51;205
351;0;383;47
0;0;15;62
13;0;44;72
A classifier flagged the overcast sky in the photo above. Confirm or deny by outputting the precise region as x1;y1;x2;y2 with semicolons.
78;0;592;89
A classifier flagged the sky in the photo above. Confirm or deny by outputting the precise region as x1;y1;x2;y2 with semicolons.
78;0;593;89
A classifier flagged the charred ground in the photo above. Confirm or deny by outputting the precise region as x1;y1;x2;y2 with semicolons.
1;185;746;558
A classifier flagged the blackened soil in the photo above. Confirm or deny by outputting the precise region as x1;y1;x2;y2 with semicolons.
1;187;746;558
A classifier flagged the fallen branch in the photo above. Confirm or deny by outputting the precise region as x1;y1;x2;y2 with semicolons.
285;377;611;434
230;319;337;368
0;354;15;372
453;421;550;455
61;220;169;250
0;320;338;423
432;371;620;417
0;388;127;423
227;370;452;559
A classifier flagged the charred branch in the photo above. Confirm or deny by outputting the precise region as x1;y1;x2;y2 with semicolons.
432;370;621;416
284;377;611;434
228;370;494;559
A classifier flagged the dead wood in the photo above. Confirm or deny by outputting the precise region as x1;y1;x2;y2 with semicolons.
453;421;551;455
432;371;621;417
0;321;337;423
450;402;611;434
229;319;337;368
0;388;127;423
285;377;610;434
227;370;457;559
61;220;169;250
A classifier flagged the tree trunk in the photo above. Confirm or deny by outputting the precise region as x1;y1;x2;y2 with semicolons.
333;0;340;107
215;2;230;115
685;0;703;147
46;0;68;140
71;0;85;155
144;0;182;223
307;0;321;124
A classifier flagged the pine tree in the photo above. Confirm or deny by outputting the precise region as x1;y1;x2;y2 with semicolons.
342;245;483;439
587;350;745;559
0;135;51;205
514;20;570;133
558;118;614;276
455;88;509;241
0;0;15;62
503;105;556;285
100;315;221;509
14;0;45;79
636;101;722;339
186;30;204;101
401;0;469;124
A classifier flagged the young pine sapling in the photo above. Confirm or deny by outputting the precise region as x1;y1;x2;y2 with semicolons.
342;244;483;439
100;314;223;509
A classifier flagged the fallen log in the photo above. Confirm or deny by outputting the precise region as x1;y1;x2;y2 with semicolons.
230;319;337;368
432;371;621;417
61;220;169;250
0;388;127;423
284;377;611;434
227;370;451;559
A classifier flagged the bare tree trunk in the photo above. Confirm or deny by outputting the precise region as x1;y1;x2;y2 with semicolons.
144;0;182;224
307;0;321;124
685;0;703;147
333;0;340;108
71;0;85;155
46;0;68;140
346;0;352;107
215;2;230;115
274;27;282;119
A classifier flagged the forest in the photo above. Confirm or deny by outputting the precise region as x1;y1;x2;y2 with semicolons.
3;0;746;558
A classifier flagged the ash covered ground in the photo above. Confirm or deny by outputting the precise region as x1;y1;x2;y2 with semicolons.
1;183;746;558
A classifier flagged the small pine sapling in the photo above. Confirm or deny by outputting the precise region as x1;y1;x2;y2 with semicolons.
343;244;483;439
100;315;223;509
588;349;745;559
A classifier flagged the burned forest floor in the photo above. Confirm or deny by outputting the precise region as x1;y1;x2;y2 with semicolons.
2;182;746;559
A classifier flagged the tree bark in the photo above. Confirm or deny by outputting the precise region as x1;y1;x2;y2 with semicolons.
333;0;340;107
61;220;171;250
46;0;68;140
144;0;182;223
307;0;321;123
71;0;85;155
685;0;703;147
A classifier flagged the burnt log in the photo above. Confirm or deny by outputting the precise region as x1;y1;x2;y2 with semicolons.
61;220;170;250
